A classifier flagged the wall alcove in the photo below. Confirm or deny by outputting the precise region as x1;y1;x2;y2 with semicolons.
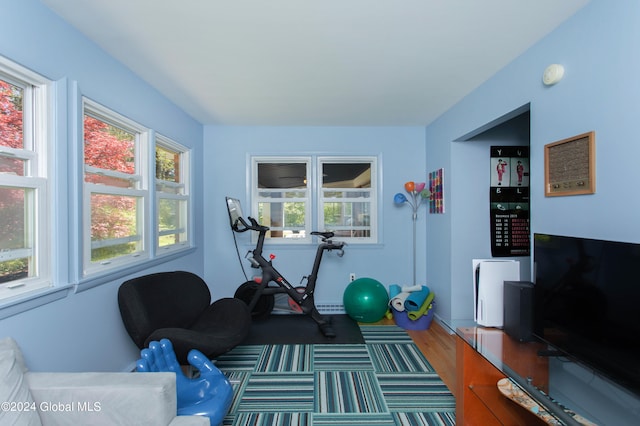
449;104;532;323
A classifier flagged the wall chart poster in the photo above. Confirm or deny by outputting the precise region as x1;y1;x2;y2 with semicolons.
490;146;530;257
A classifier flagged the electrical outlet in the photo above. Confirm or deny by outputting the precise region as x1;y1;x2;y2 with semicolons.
349;273;356;282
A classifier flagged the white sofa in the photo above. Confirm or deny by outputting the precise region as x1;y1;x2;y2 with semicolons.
0;337;208;426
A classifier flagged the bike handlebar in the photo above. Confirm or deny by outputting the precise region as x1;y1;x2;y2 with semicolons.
232;216;269;233
233;215;346;255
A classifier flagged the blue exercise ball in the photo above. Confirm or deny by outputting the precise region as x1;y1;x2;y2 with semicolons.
343;278;389;323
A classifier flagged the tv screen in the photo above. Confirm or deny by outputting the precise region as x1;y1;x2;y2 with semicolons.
533;233;640;396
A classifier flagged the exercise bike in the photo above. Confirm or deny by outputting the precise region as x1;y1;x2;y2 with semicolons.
225;197;346;337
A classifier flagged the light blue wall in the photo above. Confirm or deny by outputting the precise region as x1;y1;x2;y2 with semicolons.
425;0;640;326
0;0;204;372
203;126;427;304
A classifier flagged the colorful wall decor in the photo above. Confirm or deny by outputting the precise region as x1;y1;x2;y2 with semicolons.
428;168;445;214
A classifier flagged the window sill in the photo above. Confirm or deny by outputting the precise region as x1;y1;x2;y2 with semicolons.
240;241;384;250
76;246;196;293
0;247;196;319
0;285;74;320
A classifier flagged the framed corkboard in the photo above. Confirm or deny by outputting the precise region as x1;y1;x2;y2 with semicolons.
544;131;595;196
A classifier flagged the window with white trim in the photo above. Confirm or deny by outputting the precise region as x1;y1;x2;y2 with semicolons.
0;57;51;300
251;156;378;244
319;157;376;241
155;135;191;253
252;157;311;241
82;98;149;275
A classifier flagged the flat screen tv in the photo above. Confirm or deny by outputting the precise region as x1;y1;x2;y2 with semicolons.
533;233;640;396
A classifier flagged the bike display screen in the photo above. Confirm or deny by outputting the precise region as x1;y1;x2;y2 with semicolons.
226;197;244;229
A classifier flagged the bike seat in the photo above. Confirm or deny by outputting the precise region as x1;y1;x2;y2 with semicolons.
311;231;334;240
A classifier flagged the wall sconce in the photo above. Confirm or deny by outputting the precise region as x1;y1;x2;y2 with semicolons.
542;64;564;86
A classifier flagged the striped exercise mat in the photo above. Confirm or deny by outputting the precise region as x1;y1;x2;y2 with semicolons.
215;324;456;426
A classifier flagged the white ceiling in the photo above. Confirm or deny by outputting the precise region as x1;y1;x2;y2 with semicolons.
41;0;589;126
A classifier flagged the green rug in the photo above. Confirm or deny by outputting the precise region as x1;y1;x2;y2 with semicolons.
215;325;456;425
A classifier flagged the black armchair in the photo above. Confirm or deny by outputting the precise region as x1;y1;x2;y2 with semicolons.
118;271;251;363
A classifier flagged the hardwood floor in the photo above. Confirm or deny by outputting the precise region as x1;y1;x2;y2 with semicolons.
372;317;457;397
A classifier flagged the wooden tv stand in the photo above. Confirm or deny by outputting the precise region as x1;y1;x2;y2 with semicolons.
456;326;575;426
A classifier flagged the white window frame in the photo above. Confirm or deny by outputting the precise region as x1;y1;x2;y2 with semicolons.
82;98;149;277
250;155;378;245
0;56;52;300
155;134;191;254
251;156;311;243
318;156;378;244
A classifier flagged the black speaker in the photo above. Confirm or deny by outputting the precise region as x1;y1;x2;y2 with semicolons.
503;281;534;342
